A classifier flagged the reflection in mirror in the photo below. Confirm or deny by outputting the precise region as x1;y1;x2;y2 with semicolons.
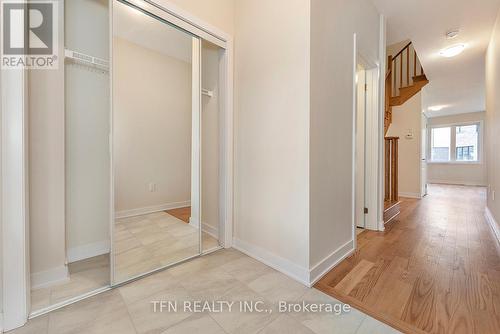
201;41;224;252
113;0;200;283
30;0;110;312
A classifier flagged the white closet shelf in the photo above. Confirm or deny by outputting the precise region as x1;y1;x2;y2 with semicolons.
65;49;109;71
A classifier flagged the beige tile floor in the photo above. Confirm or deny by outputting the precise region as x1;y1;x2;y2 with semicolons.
31;254;110;312
115;212;219;283
15;249;400;334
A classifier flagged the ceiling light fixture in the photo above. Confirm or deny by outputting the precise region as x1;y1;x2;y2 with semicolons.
445;30;460;39
439;44;465;58
428;105;447;112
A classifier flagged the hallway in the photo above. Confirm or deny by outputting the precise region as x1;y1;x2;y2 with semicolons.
316;184;500;334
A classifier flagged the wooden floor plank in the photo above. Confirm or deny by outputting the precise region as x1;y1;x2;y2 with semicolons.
315;184;500;334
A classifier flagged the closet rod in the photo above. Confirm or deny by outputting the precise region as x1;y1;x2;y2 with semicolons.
202;88;213;97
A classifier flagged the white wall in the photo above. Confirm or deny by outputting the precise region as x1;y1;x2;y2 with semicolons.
113;37;192;215
233;0;311;277
486;8;500;232
427;112;487;186
386;92;422;197
309;0;381;272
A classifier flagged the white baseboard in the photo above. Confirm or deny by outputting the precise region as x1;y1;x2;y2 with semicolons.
485;207;500;244
378;220;385;231
67;240;110;263
202;222;219;239
115;200;190;219
309;239;354;287
399;192;422;199
232;238;310;286
31;265;69;290
0;312;3;333
428;180;487;187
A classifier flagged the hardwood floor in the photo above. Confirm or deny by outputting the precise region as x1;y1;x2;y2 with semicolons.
315;184;500;334
165;206;191;223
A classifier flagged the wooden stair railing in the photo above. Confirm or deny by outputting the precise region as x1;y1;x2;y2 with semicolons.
384;137;399;202
384;136;400;223
385;41;429;134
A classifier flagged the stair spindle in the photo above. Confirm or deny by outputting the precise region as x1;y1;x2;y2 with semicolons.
400;55;403;88
406;48;409;87
413;49;417;82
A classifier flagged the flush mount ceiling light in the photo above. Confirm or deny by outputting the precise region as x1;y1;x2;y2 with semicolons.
439;44;465;58
446;30;460;39
428;105;447;112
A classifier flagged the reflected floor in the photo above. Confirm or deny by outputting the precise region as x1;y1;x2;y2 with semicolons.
31;254;110;312
114;212;219;283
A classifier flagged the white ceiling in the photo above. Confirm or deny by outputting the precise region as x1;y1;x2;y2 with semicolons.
114;1;192;63
372;0;500;117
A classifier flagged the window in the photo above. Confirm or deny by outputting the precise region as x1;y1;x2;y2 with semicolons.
431;127;451;162
455;124;479;161
428;122;481;163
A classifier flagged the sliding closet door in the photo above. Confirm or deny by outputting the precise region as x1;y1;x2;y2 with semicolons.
29;0;111;313
112;0;201;284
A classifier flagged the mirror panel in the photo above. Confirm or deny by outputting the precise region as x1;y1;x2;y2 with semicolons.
29;0;111;313
112;0;200;284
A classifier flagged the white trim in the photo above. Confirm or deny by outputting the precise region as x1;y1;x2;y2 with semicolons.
232;238;310;286
399;192;422;199
377;15;386;232
121;0;227;48
0;312;3;333
30;266;69;290
309;239;355;286
115;201;190;219
351;33;358;248
219;39;234;248
67;240;111;263
485;207;500;244
364;66;381;231
1;68;30;331
427;161;483;165
428;180;487;187
378;220;386;230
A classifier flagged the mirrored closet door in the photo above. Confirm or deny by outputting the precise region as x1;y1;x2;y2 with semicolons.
30;0;111;313
112;0;202;284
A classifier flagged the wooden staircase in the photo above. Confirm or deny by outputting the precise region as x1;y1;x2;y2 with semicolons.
385;41;429;134
383;41;428;223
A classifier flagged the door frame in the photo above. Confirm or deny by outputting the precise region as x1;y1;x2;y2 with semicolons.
351;31;384;251
354;63;367;229
1;0;234;330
